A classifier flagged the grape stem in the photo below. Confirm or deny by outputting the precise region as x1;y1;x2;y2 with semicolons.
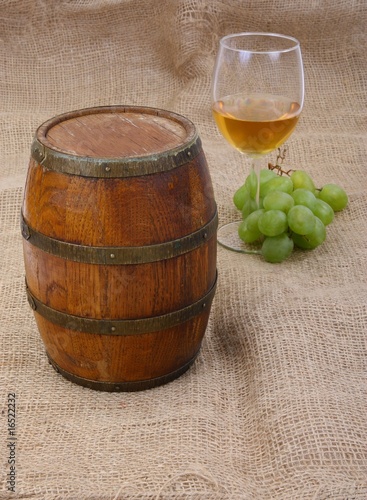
268;146;294;176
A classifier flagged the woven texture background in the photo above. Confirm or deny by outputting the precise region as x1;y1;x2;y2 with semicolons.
1;0;366;498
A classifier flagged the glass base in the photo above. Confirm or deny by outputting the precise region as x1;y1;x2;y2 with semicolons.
217;221;262;255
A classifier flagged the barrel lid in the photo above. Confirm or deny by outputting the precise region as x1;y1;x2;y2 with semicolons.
31;106;201;178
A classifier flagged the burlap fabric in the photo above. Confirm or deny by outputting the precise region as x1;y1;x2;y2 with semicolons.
1;1;366;498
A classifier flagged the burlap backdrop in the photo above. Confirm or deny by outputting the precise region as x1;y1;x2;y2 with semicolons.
0;1;366;498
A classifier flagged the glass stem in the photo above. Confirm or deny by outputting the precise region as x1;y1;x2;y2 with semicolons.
251;156;262;207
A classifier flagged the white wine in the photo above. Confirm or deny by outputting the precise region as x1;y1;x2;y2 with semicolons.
212;94;301;157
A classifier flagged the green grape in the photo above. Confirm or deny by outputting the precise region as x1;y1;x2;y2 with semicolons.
233;184;250;210
312;198;334;226
238;212;263;243
259;169;277;205
263;190;294;213
244;169;258;199
260;175;293;198
238;222;260;244
292;217;326;249
260;168;277;185
261;233;294;263
319;183;348;211
258;210;288;237
288;205;316;235
290;170;316;193
246;209;265;233
242;197;258;219
291;188;317;211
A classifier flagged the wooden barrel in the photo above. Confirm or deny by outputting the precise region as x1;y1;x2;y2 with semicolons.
21;105;217;391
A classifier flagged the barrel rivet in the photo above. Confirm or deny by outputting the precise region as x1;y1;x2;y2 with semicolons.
21;220;31;240
110;253;115;259
29;297;37;310
111;326;116;332
203;232;208;239
202;303;206;308
105;166;111;172
187;151;191;156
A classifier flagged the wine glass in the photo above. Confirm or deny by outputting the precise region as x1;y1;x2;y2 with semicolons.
211;32;304;253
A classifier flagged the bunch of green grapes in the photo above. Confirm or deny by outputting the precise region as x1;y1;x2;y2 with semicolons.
234;168;348;263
